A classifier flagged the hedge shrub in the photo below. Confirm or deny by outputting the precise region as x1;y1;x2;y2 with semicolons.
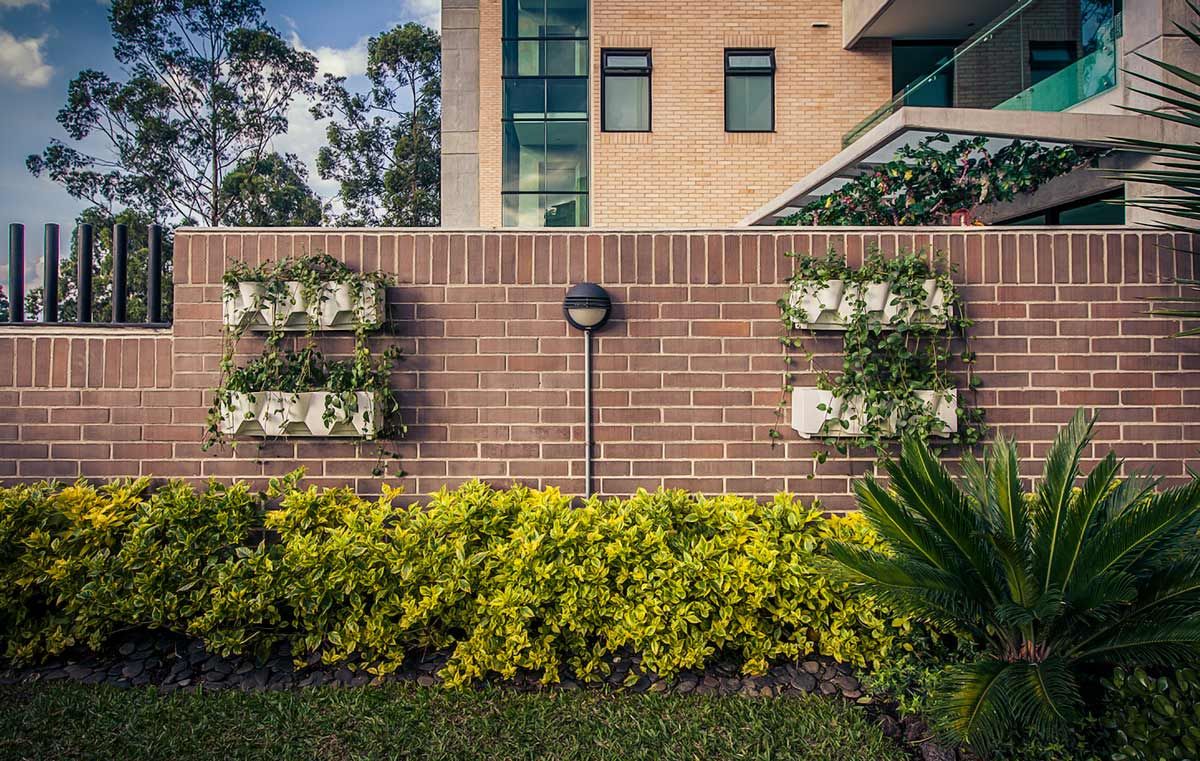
1091;667;1200;761
0;473;921;685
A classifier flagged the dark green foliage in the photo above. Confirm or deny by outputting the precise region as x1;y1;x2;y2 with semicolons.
1106;2;1200;334
218;153;325;227
828;410;1200;755
779;134;1095;226
0;683;908;761
27;0;317;226
1091;667;1200;761
313;23;440;226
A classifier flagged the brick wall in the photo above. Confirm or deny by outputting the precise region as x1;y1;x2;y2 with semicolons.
475;0;893;228
1;228;1198;510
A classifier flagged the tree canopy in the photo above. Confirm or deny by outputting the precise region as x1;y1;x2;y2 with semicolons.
313;23;441;226
219;152;325;227
27;0;318;226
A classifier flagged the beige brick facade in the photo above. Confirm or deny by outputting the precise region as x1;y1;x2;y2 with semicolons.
476;0;893;228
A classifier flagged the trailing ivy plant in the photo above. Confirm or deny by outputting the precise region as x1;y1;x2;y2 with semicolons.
779;133;1098;226
772;247;984;465
206;253;404;475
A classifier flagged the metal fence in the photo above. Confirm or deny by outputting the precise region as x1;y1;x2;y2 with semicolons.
5;222;168;328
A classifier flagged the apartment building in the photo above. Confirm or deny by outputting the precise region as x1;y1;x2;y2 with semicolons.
441;0;1195;228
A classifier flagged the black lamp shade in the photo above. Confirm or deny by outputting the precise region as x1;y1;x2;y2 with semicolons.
563;282;612;330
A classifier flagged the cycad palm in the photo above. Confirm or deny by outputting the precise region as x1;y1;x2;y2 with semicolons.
1107;1;1200;334
829;410;1200;753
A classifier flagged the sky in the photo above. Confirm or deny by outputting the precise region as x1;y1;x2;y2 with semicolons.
0;0;440;286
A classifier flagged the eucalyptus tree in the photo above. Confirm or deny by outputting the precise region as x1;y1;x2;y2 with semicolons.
27;0;318;226
313;23;441;226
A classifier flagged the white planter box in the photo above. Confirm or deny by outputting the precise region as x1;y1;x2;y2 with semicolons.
786;279;949;330
218;391;382;438
222;281;384;332
791;388;958;439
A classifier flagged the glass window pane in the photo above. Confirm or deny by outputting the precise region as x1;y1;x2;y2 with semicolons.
504;0;545;37
726;75;772;131
503;41;541;77
545;0;587;37
544;121;587;191
603;75;649;131
1058;199;1124;225
605;53;649;70
504;79;545;120
728;52;773;70
503;194;544;227
547;78;587;119
503;122;545;191
543;193;587;226
544;40;588;76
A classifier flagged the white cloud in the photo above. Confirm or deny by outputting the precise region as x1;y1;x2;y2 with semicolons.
0;0;50;10
0;28;52;87
290;30;369;79
403;0;441;29
272;93;342;211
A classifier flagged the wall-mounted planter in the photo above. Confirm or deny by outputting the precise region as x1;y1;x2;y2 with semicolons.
222;281;384;332
218;391;381;438
786;279;949;330
791;388;958;439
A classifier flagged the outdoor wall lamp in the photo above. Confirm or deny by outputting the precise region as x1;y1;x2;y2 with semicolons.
563;282;613;498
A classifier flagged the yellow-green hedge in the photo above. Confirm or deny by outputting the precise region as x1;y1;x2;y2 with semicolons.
0;472;922;685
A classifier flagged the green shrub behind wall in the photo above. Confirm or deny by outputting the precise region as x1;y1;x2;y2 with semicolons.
0;474;921;685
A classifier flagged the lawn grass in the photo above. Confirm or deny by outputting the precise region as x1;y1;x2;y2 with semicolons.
0;683;907;761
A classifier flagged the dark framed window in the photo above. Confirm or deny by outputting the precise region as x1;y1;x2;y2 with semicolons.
725;49;775;133
601;49;651;132
1029;42;1077;86
999;189;1124;226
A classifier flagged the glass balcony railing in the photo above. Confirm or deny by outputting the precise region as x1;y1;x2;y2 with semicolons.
843;0;1121;147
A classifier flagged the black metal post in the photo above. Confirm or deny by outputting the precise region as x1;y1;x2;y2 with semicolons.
147;224;162;324
7;224;23;322
77;223;93;323
584;328;594;498
43;224;58;323
112;223;128;322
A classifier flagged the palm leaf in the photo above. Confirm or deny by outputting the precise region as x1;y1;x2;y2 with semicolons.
1073;479;1200;584
1015;657;1083;738
885;437;1002;603
936;660;1025;750
1072;621;1200;665
854;475;963;573
1032;410;1094;592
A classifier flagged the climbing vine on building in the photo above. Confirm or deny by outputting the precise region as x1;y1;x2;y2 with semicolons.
779;133;1098;226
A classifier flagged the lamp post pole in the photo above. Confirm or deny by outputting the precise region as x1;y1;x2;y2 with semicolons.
584;326;594;498
563;282;612;500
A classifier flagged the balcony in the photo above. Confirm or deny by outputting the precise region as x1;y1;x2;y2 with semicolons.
844;0;1120;148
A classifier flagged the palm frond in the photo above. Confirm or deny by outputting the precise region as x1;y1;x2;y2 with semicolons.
885;436;1002;602
935;660;1027;751
1032;410;1095;592
1016;657;1083;738
1047;453;1128;597
854;475;963;572
1074;479;1200;582
1072;621;1200;665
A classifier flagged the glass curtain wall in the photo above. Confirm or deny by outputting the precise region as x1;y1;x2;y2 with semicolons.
502;0;589;227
